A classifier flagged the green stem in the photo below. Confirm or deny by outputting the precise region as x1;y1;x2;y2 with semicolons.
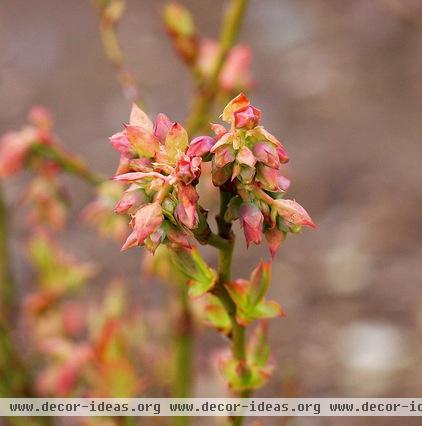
31;143;105;186
0;183;14;323
185;0;249;135
174;284;193;398
93;0;142;106
212;190;250;425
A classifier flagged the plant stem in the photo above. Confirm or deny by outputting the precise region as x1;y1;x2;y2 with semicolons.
0;184;14;323
212;190;250;425
173;283;193;426
31;143;105;186
185;0;249;135
174;283;193;398
92;0;142;106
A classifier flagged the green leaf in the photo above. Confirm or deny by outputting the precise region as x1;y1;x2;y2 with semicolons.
170;247;217;298
237;300;283;326
248;261;271;306
247;322;270;367
194;294;232;334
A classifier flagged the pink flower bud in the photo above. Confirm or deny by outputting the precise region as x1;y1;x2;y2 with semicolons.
239;203;263;247
236;145;256;168
220;44;253;92
273;199;315;229
276;145;289;164
256;164;280;191
124;125;159;158
0;129;36;177
221;93;250;123
174;154;202;185
29;106;53;131
210;123;227;140
129;103;153;132
186;136;215;157
265;228;285;258
121;202;163;250
167;226;191;248
211;161;232;186
114;186;145;214
277;175;291;191
110;132;132;158
233;105;261;129
252;143;279;168
214;145;236;168
197;38;218;78
175;185;199;229
153;113;173;143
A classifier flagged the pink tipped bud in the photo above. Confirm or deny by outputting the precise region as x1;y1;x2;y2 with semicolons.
240;203;264;247
175;185;199;229
129;103;153;132
110;132;132;158
0;129;36;177
210;123;227;140
256;164;280;191
186;136;215;157
214;145;236;168
252;143;279;168
153;113;173;143
277;175;291;191
236;146;256;168
197;38;218;78
220;44;253;92
114;186;145;214
174;154;202;185
124;125;159;158
233;105;261;129
221;93;250;123
273;199;316;229
121;203;163;250
29;106;53;131
265;228;285;258
276;145;289;164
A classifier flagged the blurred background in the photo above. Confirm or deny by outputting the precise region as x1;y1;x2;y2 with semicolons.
1;0;422;425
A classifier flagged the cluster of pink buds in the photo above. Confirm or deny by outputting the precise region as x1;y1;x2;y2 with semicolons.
112;94;314;258
111;104;206;252
0;106;53;178
205;93;315;256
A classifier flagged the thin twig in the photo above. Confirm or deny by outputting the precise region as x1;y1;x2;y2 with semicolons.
185;0;249;135
92;0;143;106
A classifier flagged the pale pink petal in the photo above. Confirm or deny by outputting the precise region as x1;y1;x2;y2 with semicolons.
240;203;263;247
273;199;316;229
129;103;153;132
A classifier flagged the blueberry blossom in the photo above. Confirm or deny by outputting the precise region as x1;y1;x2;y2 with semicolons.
210;93;315;256
110;104;206;253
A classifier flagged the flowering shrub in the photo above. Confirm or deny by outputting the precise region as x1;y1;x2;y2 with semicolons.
0;1;315;425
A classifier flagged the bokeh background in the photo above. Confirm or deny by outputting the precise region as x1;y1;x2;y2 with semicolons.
1;0;422;425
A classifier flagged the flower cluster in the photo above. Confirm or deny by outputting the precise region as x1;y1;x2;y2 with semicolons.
111;103;209;252
206;93;315;256
112;95;314;258
0;106;53;178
